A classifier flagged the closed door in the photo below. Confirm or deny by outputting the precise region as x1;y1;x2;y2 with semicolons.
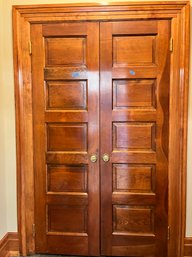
31;22;100;256
100;21;170;257
31;20;170;257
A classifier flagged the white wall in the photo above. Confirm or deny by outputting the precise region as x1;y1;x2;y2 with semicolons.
0;0;8;239
0;0;191;238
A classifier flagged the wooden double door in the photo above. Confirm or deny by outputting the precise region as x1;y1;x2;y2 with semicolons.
31;20;170;257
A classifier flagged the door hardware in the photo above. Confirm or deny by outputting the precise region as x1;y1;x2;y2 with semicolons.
102;153;110;162
90;154;97;163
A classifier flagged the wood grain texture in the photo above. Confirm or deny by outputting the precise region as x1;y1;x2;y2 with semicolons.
47;123;88;151
46;81;87;110
31;21;100;256
184;238;192;257
113;36;156;66
47;165;87;192
13;7;35;255
113;122;156;150
0;233;20;257
113;79;156;109
168;3;190;257
113;164;155;193
113;205;154;234
100;19;170;257
48;205;87;233
45;37;86;66
12;2;190;256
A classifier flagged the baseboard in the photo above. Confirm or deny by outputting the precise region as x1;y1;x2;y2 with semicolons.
0;232;19;257
1;233;192;257
184;237;192;257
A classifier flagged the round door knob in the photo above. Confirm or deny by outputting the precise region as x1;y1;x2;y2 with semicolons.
90;154;97;163
102;153;110;162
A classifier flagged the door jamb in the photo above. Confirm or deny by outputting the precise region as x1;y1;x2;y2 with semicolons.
12;2;190;256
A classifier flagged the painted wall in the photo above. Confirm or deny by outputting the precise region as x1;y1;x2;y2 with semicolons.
0;0;191;238
0;0;7;239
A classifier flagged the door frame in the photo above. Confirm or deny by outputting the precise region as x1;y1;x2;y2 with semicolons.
13;2;190;257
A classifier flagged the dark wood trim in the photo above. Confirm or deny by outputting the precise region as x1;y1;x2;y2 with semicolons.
184;238;192;257
0;233;20;257
12;2;190;256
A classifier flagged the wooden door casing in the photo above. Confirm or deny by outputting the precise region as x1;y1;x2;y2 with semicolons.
31;22;100;255
13;3;190;257
100;20;170;257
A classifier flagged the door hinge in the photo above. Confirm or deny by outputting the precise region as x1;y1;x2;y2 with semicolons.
168;226;170;240
28;41;32;55
170;37;173;52
32;224;35;238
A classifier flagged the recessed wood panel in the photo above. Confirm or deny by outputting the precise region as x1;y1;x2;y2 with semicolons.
113;36;156;66
113;206;154;234
113;79;156;108
45;37;86;66
14;4;189;257
47;165;87;192
113;164;155;193
113;122;156;151
48;205;87;233
112;20;158;35
46;81;87;110
47;123;87;151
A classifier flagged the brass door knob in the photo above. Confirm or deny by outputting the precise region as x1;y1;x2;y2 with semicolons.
90;154;97;163
102;153;110;162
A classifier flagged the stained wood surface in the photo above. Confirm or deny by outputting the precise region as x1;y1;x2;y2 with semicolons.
184;237;192;256
12;2;190;257
31;22;100;255
100;20;170;257
0;233;19;257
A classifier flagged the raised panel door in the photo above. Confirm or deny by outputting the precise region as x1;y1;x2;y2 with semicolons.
100;20;170;257
31;19;170;257
31;22;100;256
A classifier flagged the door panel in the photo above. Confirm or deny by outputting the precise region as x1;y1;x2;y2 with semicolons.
100;20;170;257
32;19;170;257
31;22;100;256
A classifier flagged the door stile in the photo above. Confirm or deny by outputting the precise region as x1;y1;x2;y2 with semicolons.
31;24;47;252
86;23;100;256
153;20;171;257
100;22;113;256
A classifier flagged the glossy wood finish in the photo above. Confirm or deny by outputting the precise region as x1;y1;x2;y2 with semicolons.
13;2;190;257
46;81;87;110
31;22;99;255
100;20;170;257
113;164;155;193
113;79;156;108
184;238;192;257
0;233;19;257
47;165;87;192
